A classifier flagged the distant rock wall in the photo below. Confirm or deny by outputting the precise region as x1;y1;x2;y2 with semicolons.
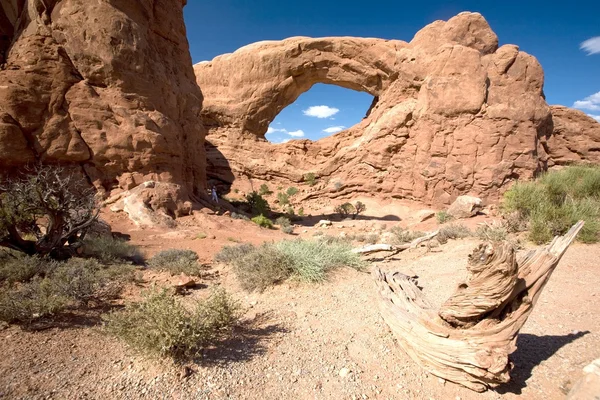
196;12;597;205
0;0;206;199
546;106;600;166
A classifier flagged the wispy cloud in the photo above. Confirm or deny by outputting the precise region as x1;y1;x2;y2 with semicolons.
323;126;346;134
267;127;287;134
303;105;340;119
589;114;600;122
581;37;600;55
573;91;600;111
287;130;305;137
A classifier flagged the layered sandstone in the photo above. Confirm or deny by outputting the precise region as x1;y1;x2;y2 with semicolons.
0;0;206;200
546;105;600;166
195;12;590;205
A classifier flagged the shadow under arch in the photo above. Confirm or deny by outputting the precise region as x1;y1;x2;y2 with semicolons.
205;138;235;194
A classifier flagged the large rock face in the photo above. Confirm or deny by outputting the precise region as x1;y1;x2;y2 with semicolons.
546;105;600;166
0;0;206;198
195;12;558;205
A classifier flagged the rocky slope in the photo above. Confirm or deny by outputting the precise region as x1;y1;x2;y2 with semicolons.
0;0;206;201
195;12;598;205
547;106;600;166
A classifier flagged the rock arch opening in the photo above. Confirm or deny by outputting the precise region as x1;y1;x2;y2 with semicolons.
265;83;376;144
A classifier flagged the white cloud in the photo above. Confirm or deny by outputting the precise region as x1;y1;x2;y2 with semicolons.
280;138;291;143
303;105;340;119
323;126;346;134
589;114;600;122
581;37;600;55
267;127;287;135
287;130;305;137
573;91;600;112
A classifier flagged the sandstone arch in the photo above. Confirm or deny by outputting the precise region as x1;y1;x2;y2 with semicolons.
195;12;559;205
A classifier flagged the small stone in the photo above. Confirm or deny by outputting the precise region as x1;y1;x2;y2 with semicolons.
339;367;351;378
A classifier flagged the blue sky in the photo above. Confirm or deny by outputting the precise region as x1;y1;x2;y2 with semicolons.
184;1;599;142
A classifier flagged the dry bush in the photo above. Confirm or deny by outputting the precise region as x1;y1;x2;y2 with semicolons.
0;252;58;283
437;224;472;244
214;243;255;264
389;227;424;245
231;245;293;292
103;288;241;360
475;222;508;242
148;249;202;276
82;235;143;264
365;233;380;244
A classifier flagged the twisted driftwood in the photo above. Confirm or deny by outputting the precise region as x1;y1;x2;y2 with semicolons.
373;221;584;392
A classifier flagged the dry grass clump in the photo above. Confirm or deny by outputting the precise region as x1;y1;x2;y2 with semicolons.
215;239;365;292
82;235;144;264
436;210;454;224
437;224;472;244
147;249;203;277
389;226;424;245
103;289;241;360
475;222;508;242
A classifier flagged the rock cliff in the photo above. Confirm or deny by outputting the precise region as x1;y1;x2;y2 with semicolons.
0;0;206;201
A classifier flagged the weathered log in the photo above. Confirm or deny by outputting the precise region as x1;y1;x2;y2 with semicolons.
352;230;439;255
373;221;584;392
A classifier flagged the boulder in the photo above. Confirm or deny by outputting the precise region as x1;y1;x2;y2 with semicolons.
0;0;206;202
567;359;600;400
447;196;483;219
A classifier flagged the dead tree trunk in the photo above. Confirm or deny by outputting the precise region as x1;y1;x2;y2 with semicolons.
373;221;584;392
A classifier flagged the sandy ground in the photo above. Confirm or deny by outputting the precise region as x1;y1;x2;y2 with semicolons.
0;198;598;400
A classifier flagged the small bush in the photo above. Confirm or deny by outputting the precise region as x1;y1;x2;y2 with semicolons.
103;288;241;360
304;173;317;187
214;243;255;264
231;212;250;221
275;216;291;227
195;233;207;240
258;184;272;196
475;222;508;242
389;227;424;245
436;210;454;224
354;201;366;217
437;224;472;244
231;245;294;291
502;165;600;243
281;225;294;234
286;187;299;197
298;207;305;216
354;234;366;243
82;235;143;264
365;233;380;244
312;230;324;237
148;249;202;276
251;214;274;229
245;192;270;216
0;253;57;283
334;202;355;218
277;192;290;206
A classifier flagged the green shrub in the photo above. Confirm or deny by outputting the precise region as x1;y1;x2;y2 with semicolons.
82;235;143;264
475;222;508;242
304;173;317;187
354;201;366;217
281;225;294;234
0;258;133;323
334;202;355;218
275;216;291;227
148;249;202;276
0;253;58;283
245;192;270;216
389;227;424;245
277;192;290;206
251;215;274;229
258;184;272;196
286;187;299;197
436;210;453;224
437;224;471;244
502;165;600;243
103;289;241;360
298;207;305;216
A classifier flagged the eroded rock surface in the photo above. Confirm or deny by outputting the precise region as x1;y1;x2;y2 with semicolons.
196;12;598;205
546;106;600;166
0;0;206;199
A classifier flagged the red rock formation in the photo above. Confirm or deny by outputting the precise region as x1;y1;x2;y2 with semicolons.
0;0;206;199
195;12;557;205
546;105;600;166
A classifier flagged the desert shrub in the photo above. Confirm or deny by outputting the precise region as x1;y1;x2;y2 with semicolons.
82;235;143;264
148;249;202;276
258;184;272;196
231;245;294;291
298;207;305;216
251;214;274;229
333;181;343;191
0;253;58;283
304;173;317;186
436;210;454;224
354;201;366;217
365;233;380;244
475;222;508;242
0;164;99;257
0;258;133;323
354;234;367;243
277;192;290;206
245;192;270;216
231;212;250;221
286;187;299;197
312;230;324;237
502;165;600;243
437;224;472;244
334;202;355;218
103;288;240;360
281;225;294;234
389;226;424;245
275;216;291;227
214;243;255;264
318;235;350;245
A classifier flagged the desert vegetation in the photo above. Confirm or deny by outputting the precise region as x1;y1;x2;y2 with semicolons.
334;201;366;219
502;165;600;243
147;249;204;276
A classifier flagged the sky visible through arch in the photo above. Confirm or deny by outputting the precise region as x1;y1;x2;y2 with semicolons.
184;0;600;139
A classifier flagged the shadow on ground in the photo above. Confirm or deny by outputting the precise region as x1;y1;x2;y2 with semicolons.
496;330;590;395
200;312;288;365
